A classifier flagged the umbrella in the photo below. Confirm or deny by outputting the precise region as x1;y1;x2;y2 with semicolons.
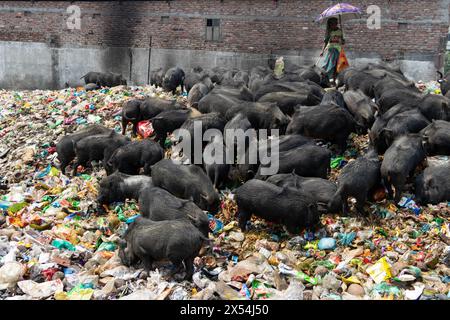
315;3;362;23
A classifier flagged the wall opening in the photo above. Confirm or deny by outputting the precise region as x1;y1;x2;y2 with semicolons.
206;18;221;42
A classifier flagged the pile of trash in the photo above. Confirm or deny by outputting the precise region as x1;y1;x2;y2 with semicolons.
0;84;449;300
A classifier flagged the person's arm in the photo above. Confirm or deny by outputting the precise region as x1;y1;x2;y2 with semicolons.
320;35;329;56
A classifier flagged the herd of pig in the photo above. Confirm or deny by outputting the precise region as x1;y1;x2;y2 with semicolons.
57;61;450;280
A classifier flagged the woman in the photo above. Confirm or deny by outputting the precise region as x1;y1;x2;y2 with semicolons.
320;17;345;84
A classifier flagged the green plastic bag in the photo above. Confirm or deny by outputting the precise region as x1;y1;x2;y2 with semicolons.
52;239;76;251
96;242;117;252
7;202;28;214
330;156;345;169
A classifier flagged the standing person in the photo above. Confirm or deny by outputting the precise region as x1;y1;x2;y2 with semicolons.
320;17;345;85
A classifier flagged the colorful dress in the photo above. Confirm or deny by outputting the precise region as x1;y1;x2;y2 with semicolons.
322;29;343;79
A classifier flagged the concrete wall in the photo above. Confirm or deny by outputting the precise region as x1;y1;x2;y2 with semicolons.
0;41;438;90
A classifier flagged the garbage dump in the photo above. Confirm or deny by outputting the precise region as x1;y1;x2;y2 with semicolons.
0;81;448;301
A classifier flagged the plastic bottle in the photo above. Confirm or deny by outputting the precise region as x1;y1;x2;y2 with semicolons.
278;263;318;285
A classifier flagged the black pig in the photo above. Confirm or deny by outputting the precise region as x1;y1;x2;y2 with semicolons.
56;124;112;175
329;149;381;215
381;134;426;202
151;159;220;212
118;217;207;280
106;139;164;175
235;179;319;233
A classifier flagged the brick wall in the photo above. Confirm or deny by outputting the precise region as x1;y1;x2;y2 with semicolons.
0;0;448;63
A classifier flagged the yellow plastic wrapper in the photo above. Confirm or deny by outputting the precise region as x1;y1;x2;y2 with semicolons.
49;167;60;177
304;240;319;250
268;255;279;266
366;257;392;284
223;221;237;232
387;204;397;212
54;291;69;300
342;276;361;284
68;288;94;300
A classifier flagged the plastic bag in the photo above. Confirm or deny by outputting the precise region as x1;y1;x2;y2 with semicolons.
208;214;223;234
96;241;117;252
18;279;64;299
398;197;421;215
66;284;95;300
0;262;25;290
137;120;154;138
336;47;349;73
318;237;336;250
52;239;76;251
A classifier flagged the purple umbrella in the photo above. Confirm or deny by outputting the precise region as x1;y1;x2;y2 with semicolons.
315;3;362;23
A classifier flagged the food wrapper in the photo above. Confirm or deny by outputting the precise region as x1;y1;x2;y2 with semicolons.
341;276;361;284
398;197;421;215
366;257;392;284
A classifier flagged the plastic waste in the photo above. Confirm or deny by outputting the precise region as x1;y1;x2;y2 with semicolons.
278;263;318;285
18;279;64;299
137;120;154;138
318;237;336;250
0;262;25;290
366;257;392;284
271;279;305;300
208;214;223;234
52;239;76;251
66;284;95;300
239;283;252;299
119;289;157;300
398;197;421;215
170;287;189;300
0;82;447;301
96;242;117;252
372;282;401;298
330;156;347;169
338;232;356;246
322;272;342;291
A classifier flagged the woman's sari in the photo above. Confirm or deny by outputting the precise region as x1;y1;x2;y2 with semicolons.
322;29;343;79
